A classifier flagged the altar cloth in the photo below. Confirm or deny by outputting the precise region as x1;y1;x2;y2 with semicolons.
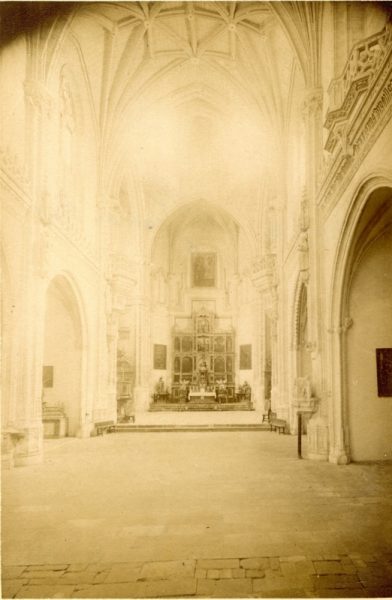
188;391;216;402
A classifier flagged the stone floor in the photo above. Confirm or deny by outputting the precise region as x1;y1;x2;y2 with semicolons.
2;431;392;598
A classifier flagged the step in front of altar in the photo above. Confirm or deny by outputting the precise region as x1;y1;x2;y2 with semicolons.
149;401;254;412
112;423;269;432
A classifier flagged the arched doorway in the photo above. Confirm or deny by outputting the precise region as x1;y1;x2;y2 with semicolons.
345;187;392;461
42;276;83;437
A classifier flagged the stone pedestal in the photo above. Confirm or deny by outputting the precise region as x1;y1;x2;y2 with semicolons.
307;414;329;460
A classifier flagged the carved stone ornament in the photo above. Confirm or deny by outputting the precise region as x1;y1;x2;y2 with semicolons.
24;80;53;118
0;147;30;191
302;88;323;119
293;376;319;413
297;231;309;273
251;253;277;293
299;188;310;232
60;74;75;133
320;23;392;215
327;316;354;335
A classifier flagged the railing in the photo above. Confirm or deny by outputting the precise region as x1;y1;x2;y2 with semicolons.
327;23;392;114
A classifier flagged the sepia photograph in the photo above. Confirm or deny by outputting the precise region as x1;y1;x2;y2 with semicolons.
1;1;392;598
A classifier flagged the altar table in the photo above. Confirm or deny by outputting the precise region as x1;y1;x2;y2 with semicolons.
188;391;216;402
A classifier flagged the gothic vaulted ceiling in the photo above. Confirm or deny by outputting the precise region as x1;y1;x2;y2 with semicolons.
45;2;309;231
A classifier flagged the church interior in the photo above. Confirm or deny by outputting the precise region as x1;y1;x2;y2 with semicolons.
1;1;392;598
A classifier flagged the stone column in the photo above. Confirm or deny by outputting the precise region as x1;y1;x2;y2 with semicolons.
8;78;54;465
301;87;330;459
250;288;264;413
251;256;281;416
132;295;152;413
105;311;120;423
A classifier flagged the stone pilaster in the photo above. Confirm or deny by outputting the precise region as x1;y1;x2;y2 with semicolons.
326;318;353;465
301;87;330;457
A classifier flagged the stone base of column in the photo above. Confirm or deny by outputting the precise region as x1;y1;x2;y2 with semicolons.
251;383;264;413
77;422;94;438
134;386;151;414
12;422;43;466
329;445;350;465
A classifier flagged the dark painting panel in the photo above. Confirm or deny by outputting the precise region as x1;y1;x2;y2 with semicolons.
240;344;252;370
376;348;392;397
154;344;167;370
192;253;216;287
42;365;54;388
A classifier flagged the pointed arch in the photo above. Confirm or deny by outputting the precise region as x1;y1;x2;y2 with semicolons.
328;174;392;463
43;272;88;436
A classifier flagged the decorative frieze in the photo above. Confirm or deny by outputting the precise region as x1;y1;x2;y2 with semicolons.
320;23;392;215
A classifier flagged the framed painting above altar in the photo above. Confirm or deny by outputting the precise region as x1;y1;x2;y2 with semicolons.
240;344;252;370
153;344;167;370
192;253;216;287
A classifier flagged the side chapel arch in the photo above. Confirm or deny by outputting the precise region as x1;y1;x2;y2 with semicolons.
42;273;87;437
329;175;392;463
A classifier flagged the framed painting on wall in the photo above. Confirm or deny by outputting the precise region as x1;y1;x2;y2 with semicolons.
192;253;216;287
240;344;252;370
42;366;54;388
153;344;167;370
376;348;392;397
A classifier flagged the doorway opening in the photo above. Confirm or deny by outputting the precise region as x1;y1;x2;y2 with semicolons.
42;276;83;437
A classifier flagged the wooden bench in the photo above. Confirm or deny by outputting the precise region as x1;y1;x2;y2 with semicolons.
94;421;115;436
270;417;287;434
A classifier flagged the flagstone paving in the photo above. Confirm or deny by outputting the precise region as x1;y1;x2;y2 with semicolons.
2;432;392;597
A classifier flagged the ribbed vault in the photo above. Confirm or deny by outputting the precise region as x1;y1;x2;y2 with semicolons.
44;1;309;238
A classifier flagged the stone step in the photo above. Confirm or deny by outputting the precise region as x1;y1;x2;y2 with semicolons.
149;402;254;412
111;423;271;433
